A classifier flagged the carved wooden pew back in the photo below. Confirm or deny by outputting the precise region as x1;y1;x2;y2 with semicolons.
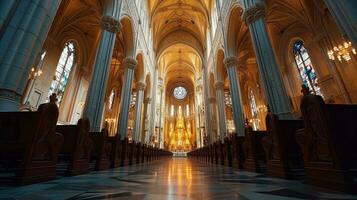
297;95;357;193
0;103;62;185
56;118;93;176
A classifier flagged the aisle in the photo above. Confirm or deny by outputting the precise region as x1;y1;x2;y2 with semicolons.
0;158;356;200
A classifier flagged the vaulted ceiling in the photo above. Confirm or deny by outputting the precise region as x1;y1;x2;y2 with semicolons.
148;0;210;93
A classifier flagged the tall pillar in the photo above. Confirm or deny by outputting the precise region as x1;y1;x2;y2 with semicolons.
83;16;121;131
223;57;246;136
117;57;137;139
208;96;218;142
141;97;151;143
323;0;357;47
156;84;164;148
0;0;62;111
148;69;159;144
243;1;293;119
0;1;18;31
214;81;227;141
133;81;145;142
202;66;212;144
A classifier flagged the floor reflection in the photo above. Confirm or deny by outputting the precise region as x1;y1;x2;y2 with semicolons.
0;158;356;200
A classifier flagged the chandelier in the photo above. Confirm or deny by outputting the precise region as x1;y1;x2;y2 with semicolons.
28;67;43;80
328;41;356;62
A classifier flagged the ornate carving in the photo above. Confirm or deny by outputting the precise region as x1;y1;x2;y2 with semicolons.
76;118;92;159
144;97;152;104
214;81;224;90
208;97;216;103
242;3;266;25
223;57;238;68
136;82;146;91
300;93;331;161
100;16;121;33
122;57;137;70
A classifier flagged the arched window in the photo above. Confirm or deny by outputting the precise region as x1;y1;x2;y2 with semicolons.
48;41;76;104
108;89;115;110
293;40;322;96
249;89;259;131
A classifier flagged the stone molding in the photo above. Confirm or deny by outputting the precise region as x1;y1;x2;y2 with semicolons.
242;3;266;24
214;81;225;90
144;97;152;104
0;89;22;102
208;97;216;103
122;57;137;70
100;15;121;33
223;56;238;68
136;81;146;91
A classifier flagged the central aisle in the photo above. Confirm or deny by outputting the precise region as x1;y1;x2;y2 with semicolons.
0;158;356;200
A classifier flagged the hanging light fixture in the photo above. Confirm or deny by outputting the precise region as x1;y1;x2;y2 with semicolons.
328;41;356;62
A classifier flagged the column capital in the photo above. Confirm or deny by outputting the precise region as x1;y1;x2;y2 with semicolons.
136;81;146;91
208;97;216;103
223;57;238;68
144;97;152;104
123;57;137;70
242;2;266;25
214;81;225;90
101;15;121;33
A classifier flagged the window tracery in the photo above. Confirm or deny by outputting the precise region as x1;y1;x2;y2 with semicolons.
48;41;75;105
173;86;187;100
293;40;322;96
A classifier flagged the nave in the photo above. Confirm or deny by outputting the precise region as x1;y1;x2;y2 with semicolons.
0;158;356;200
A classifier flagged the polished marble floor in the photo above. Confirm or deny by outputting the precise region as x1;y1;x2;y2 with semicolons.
0;158;356;200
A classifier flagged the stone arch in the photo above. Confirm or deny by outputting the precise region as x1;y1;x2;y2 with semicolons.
225;4;245;57
215;48;226;82
119;15;136;58
156;30;205;61
145;73;152;98
135;53;145;83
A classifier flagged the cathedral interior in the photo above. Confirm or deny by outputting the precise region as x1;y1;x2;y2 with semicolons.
0;0;357;199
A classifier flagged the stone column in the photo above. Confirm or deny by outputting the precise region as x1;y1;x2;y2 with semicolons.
208;96;218;142
202;66;212;144
223;57;246;136
214;81;227;141
243;1;293;119
148;69;159;144
0;0;62;111
133;81;145;142
0;1;18;30
141;97;151;143
116;57;137;139
82;16;121;131
323;0;357;47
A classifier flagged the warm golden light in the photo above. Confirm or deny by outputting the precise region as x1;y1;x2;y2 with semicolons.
169;106;192;152
328;41;356;62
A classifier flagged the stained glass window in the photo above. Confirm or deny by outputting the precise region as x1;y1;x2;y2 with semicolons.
249;89;259;131
293;40;322;96
108;89;115;110
48;42;75;105
173;86;187;100
224;90;232;107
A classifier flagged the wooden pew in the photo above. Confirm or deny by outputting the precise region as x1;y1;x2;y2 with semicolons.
223;137;232;167
0;103;62;185
230;134;245;169
296;94;357;193
56;118;93;176
90;128;112;171
243;127;267;173
214;142;219;164
120;138;129;166
109;135;121;168
262;113;304;179
135;142;142;164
